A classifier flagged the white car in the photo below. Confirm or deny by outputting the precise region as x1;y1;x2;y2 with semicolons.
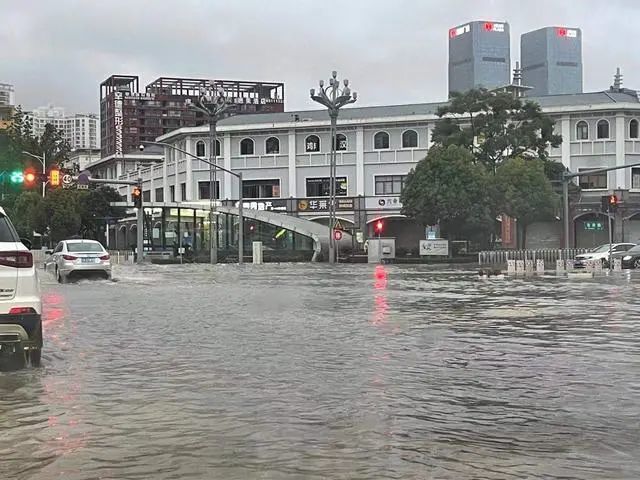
45;239;111;283
573;243;636;268
0;208;42;366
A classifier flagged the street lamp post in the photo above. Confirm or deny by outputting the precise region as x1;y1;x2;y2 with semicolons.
22;151;46;197
141;141;244;264
188;82;229;264
310;71;357;264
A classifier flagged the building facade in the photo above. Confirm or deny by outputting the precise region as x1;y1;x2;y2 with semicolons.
88;86;640;252
448;20;511;95
62;148;101;172
0;82;15;129
26;105;99;150
521;26;583;96
99;75;285;158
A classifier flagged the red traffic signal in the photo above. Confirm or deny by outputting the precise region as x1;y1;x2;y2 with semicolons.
23;169;37;187
609;194;619;206
374;220;384;234
131;186;142;208
602;194;619;212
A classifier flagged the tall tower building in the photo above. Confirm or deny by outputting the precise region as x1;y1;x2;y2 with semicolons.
448;20;511;96
521;26;583;96
0;83;15;129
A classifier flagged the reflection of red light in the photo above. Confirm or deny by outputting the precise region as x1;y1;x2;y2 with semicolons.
484;22;493;31
374;265;387;280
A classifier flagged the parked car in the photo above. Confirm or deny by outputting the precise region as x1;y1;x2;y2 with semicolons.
0;207;42;366
45;239;111;282
573;243;636;268
610;244;640;269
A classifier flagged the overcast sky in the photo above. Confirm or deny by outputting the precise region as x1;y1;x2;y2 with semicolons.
1;0;638;114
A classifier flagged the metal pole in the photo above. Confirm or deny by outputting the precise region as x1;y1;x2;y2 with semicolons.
209;117;218;264
608;205;613;271
136;179;144;264
42;152;46;198
238;172;244;264
329;113;337;264
563;176;570;250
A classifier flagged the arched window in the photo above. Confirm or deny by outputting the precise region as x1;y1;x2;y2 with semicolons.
240;138;254;155
214;140;221;157
630;119;639;139
374;131;390;150
596;119;610;139
305;135;320;152
576;121;589;140
402;130;418;148
334;133;347;151
265;137;280;154
196;140;205;157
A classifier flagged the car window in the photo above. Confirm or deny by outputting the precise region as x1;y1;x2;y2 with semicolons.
621;244;635;251
66;242;105;253
626;245;640;253
0;214;19;242
54;242;63;253
613;245;626;252
592;245;610;253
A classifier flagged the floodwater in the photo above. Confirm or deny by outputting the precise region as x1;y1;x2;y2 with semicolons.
1;263;639;479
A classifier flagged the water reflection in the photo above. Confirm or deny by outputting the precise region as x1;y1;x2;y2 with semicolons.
0;264;639;479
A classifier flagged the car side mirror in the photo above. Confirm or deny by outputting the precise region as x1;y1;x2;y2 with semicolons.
20;238;32;250
45;250;53;255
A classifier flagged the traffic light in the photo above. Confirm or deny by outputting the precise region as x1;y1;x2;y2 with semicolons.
374;219;384;236
23;169;37;188
9;170;24;184
131;185;142;209
49;168;61;187
601;194;619;212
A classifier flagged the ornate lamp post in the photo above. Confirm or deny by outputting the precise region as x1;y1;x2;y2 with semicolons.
310;71;357;263
188;82;229;264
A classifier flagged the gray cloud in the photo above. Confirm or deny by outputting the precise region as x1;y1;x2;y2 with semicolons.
1;0;638;114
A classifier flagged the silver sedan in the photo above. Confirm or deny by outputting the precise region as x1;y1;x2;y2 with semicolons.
45;239;112;283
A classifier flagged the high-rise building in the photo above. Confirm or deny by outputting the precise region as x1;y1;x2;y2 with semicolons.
25;105;99;150
0;83;15;129
521;26;583;96
448;20;511;95
100;75;285;158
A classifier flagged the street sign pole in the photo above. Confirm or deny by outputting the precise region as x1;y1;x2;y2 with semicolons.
137;179;144;265
608;203;613;271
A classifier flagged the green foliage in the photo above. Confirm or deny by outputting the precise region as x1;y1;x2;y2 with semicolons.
401;145;496;243
42;189;81;243
77;186;125;240
433;89;562;172
10;192;46;238
495;157;559;226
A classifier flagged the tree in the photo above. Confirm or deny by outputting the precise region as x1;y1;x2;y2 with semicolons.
401;145;496;246
77;186;126;240
495;157;559;249
42;189;81;243
10;192;46;238
432;89;562;173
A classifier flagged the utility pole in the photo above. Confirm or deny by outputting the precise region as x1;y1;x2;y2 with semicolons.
310;71;357;263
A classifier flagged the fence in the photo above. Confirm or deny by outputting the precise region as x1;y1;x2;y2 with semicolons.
478;248;590;265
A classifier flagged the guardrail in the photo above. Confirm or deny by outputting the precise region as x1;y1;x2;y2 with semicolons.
478;248;590;265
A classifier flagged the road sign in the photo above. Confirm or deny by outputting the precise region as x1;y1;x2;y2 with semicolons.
584;221;604;231
62;173;75;189
333;229;343;241
77;172;90;190
334;220;344;231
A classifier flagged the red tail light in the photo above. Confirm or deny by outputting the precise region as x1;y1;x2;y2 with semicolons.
9;307;36;315
0;251;33;268
99;254;110;261
62;254;77;261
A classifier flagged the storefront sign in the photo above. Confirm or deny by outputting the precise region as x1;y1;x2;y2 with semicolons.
420;239;449;256
297;197;355;212
365;196;403;210
241;199;288;211
124;92;156;100
113;92;123;157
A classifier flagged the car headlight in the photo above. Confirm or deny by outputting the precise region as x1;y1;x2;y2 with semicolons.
623;255;632;261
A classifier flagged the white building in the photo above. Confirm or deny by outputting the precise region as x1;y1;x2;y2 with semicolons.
0;83;14;106
26;105;99;150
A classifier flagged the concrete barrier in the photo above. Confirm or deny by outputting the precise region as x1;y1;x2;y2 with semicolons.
515;260;525;274
252;241;263;264
536;259;545;274
507;260;516;275
556;259;565;273
525;260;534;274
614;258;622;271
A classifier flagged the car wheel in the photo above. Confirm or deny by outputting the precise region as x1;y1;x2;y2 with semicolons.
633;259;640;269
56;267;66;284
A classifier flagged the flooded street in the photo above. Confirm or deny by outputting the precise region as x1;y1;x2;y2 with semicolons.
1;264;639;479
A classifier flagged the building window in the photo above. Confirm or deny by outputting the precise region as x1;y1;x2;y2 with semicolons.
242;179;280;198
375;175;407;195
196;140;205;157
305;135;320;152
576;121;589;140
374;131;390;149
240;138;254;155
334;133;348;151
198;181;220;200
596;119;610;139
630;119;639;139
170;185;175;202
265;137;280;154
142;190;151;202
402;130;418;148
306;176;347;197
155;187;164;202
632;168;640;189
180;183;187;201
578;168;607;190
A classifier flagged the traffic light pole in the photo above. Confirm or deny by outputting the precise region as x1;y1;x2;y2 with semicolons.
561;161;640;249
608;204;613;271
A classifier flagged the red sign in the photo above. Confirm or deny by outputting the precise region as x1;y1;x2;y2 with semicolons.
333;229;343;241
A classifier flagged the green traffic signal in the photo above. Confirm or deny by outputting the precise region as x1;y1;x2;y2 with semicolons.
9;170;24;184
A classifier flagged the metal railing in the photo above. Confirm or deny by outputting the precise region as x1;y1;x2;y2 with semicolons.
478;248;590;265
